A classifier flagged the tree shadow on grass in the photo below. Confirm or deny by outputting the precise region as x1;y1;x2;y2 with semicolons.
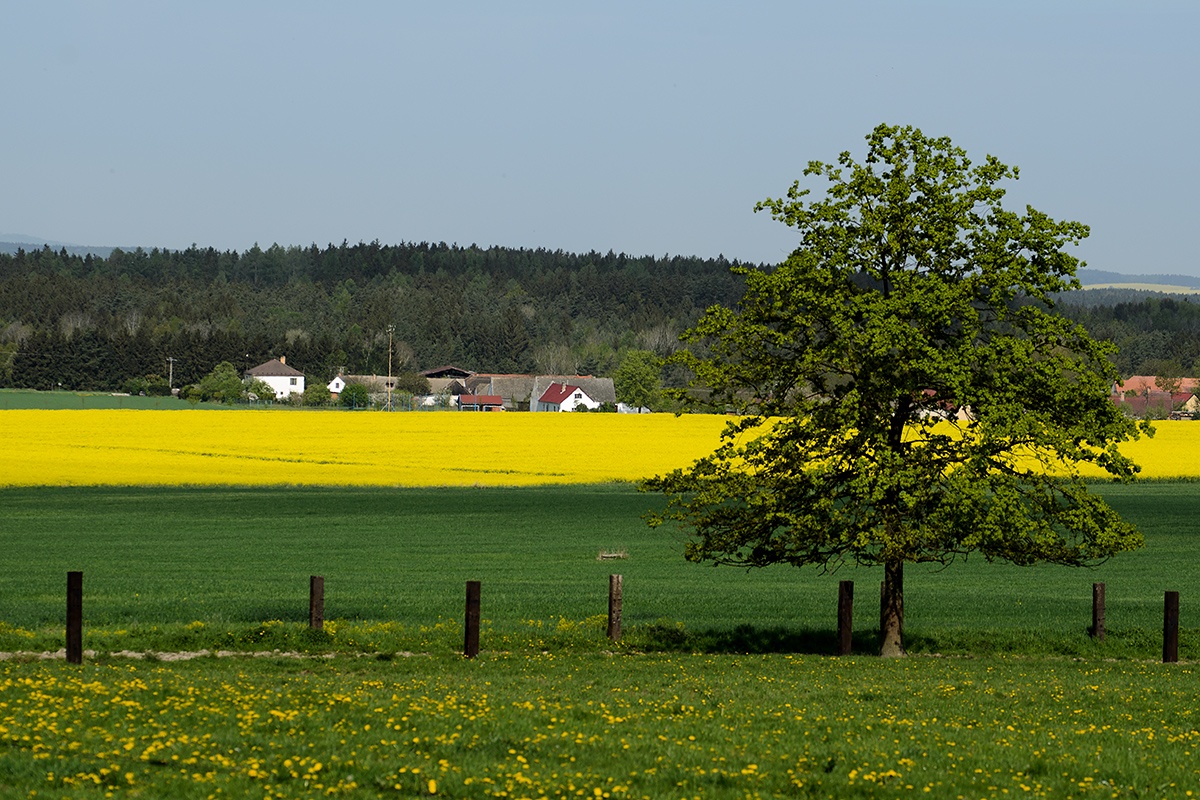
625;621;881;656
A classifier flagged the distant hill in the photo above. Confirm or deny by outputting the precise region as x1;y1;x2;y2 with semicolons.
0;235;116;259
1076;268;1200;291
1055;268;1200;306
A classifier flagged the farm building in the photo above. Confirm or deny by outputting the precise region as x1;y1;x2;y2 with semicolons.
457;394;505;411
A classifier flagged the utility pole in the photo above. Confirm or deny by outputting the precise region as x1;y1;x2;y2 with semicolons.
386;324;395;412
166;356;176;389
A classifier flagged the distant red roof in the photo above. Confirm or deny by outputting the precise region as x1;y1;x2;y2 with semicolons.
538;383;581;405
1112;390;1195;416
1114;375;1200;394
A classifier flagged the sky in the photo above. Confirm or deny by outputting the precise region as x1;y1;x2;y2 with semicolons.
2;1;1197;274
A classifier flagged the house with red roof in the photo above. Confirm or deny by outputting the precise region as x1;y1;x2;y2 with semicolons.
536;382;602;412
1111;375;1200;418
1113;375;1200;396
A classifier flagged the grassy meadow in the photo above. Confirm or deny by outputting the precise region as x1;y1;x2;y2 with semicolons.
2;408;1200;798
0;389;196;410
3;654;1198;799
0;482;1197;660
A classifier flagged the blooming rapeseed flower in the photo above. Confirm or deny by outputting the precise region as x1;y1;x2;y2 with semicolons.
1;409;728;487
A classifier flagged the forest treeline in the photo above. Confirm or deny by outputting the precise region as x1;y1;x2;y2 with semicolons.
1;240;1196;394
1056;292;1200;378
0;241;746;391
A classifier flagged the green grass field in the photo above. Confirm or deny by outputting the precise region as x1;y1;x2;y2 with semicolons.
0;389;198;410
2;482;1199;798
0;482;1195;658
3;653;1198;799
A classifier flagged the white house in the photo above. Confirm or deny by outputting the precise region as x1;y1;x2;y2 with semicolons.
529;375;616;411
327;375;346;398
536;382;601;412
245;357;305;400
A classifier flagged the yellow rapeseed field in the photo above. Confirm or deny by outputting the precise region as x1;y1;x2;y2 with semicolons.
0;409;731;487
0;409;1192;487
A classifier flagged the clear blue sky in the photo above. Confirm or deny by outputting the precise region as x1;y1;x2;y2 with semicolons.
3;1;1196;274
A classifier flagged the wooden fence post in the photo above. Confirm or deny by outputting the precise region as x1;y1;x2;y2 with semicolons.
607;574;623;642
838;580;854;656
66;571;82;665
1091;582;1105;641
309;575;325;631
464;581;481;658
1164;590;1180;664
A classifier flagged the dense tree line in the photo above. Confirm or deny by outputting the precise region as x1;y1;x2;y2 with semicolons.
1056;292;1200;377
2;240;1195;393
0;241;747;391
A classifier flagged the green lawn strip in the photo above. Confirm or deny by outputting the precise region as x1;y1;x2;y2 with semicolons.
0;483;1196;659
1;653;1197;798
0;389;202;410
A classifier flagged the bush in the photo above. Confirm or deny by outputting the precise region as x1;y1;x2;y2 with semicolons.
394;372;432;395
340;382;370;409
302;384;330;407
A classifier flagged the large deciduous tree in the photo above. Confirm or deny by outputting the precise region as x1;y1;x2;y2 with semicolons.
646;124;1148;657
614;350;662;411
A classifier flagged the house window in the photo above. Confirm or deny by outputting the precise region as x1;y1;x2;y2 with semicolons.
574;392;582;399
290;378;297;386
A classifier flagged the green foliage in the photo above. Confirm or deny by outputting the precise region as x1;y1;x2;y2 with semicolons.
122;374;172;397
1059;294;1200;376
0;242;749;390
0;341;17;384
648;124;1148;656
195;361;246;404
146;374;172;396
245;378;275;403
393;371;431;395
339;381;370;409
301;382;330;407
613;349;662;410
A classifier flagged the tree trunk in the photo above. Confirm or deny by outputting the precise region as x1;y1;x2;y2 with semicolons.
880;559;906;658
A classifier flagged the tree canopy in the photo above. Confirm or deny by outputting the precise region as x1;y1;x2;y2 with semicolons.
614;350;663;411
0;242;747;391
646;124;1149;657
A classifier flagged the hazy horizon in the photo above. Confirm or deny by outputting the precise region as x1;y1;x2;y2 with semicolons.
3;3;1197;274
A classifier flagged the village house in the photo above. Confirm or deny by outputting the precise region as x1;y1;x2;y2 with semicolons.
536;382;601;412
530;375;616;412
245;357;305;400
1111;375;1200;419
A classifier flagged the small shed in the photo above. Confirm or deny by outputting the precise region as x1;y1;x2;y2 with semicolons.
458;394;505;411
